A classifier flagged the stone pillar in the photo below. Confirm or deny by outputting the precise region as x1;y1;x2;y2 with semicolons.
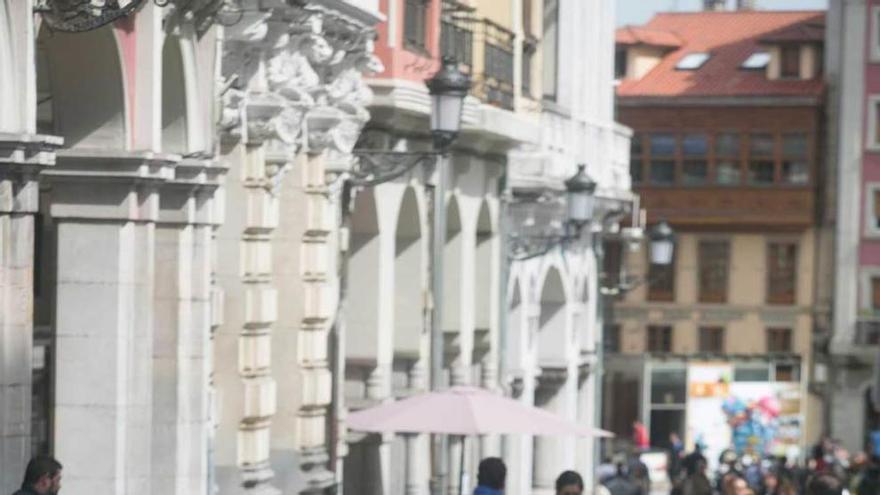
533;371;568;494
405;362;430;495
45;151;170;495
153;159;222;495
0;134;58;495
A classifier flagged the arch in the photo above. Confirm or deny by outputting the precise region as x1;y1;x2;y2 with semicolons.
346;189;381;371
537;267;567;366
393;187;424;363
37;24;126;148
161;35;188;153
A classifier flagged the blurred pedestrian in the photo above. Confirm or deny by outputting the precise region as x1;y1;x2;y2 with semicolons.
669;432;685;481
680;457;712;495
12;456;62;495
806;474;843;495
474;457;506;495
633;421;649;450
603;460;642;495
556;471;584;495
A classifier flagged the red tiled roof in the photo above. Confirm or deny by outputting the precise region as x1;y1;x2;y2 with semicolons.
616;26;683;48
616;11;826;99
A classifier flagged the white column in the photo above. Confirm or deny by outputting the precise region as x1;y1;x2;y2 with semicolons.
47;153;168;495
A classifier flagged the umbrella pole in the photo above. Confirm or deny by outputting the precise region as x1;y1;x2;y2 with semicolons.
459;435;466;495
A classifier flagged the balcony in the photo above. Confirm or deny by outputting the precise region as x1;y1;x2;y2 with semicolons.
855;317;880;346
639;186;814;228
441;4;514;110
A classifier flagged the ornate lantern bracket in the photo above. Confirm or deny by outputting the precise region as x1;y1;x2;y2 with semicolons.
347;150;439;187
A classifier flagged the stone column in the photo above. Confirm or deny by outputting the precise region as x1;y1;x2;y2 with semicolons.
153;158;222;495
45;151;170;495
0;134;58;495
533;370;568;494
405;361;430;495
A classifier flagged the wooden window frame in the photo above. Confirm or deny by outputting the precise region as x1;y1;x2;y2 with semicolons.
648;133;677;186
714;131;743;186
698;326;725;354
766;241;797;305
647;325;673;353
698;240;730;303
766;327;793;353
780;44;801;79
403;0;430;53
647;251;676;303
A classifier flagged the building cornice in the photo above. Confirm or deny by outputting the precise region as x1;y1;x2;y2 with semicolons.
617;95;823;107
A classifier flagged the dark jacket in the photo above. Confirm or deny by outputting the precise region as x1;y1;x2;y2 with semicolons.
12;487;40;495
604;475;643;495
473;486;503;495
681;474;713;495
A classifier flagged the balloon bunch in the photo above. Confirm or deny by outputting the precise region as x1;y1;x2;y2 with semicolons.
721;395;781;456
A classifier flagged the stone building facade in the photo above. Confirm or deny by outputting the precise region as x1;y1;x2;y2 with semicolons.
826;0;880;453
609;8;826;461
0;1;627;495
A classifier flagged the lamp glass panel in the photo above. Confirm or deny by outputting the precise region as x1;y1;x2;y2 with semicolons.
650;239;674;265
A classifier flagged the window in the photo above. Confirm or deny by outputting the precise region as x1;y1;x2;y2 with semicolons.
749;134;775;185
647;326;673;353
781;133;809;184
522;44;535;97
603;239;624;290
649;133;676;185
767;242;797;305
742;52;770;70
781;45;800;78
403;0;429;51
874;189;880;231
630;135;643;184
541;0;558;101
715;133;741;185
698;240;730;303
869;96;880;150
615;48;628;79
774;363;800;382
676;52;710;70
734;365;770;382
698;327;725;353
682;134;708;185
648;255;675;302
440;17;474;69
604;324;621;353
767;327;793;353
872;277;880;311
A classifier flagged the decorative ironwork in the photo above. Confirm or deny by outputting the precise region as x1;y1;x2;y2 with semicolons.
34;0;146;32
440;2;474;71
348;150;438;187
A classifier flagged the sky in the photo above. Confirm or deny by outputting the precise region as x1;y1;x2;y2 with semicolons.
616;0;829;26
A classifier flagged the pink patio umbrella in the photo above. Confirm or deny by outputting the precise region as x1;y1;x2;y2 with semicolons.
347;386;612;495
347;385;614;437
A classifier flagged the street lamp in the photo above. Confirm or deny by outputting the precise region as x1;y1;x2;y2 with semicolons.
344;57;471;495
564;164;599;228
648;220;675;266
427;57;471;152
507;164;599;260
347;57;470;186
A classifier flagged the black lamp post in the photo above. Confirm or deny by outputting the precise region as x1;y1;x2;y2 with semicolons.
427;57;471;152
564;164;599;229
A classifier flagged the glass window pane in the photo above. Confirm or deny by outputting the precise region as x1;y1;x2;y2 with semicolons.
782;160;809;184
782;133;807;156
734;366;770;382
650;134;676;156
650;160;675;184
749;160;774;184
651;368;687;404
631;135;643;155
683;160;708;185
716;161;741;185
682;134;708;156
716;133;740;156
750;134;774;156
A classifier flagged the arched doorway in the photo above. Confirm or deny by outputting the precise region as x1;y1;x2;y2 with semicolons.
443;195;465;385
533;267;571;493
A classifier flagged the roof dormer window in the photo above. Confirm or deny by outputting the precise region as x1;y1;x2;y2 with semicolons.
741;51;770;69
675;52;710;70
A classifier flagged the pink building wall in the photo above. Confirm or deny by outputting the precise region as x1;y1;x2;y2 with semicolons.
372;0;441;82
860;0;880;266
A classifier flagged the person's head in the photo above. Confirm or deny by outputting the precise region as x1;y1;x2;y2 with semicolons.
763;472;779;491
805;474;843;495
22;456;62;495
555;471;583;495
477;457;506;491
732;477;750;495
